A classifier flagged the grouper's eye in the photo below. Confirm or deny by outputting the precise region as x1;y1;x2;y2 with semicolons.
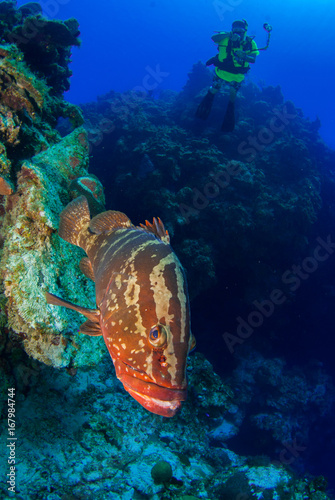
148;325;167;347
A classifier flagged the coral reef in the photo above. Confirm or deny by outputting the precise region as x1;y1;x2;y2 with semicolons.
0;0;80;94
80;64;329;305
216;348;335;488
76;66;335;494
0;42;84;191
0;127;107;368
0;45;45;118
0;6;102;369
0;351;332;499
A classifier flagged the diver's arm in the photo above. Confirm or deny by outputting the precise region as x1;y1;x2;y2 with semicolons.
211;32;229;44
235;50;257;63
244;53;257;63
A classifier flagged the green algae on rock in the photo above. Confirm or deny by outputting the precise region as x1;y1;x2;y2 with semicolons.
0;9;105;370
0;127;105;368
151;460;173;484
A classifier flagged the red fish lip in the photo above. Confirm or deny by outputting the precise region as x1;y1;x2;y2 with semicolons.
124;386;183;417
120;371;187;402
115;362;187;417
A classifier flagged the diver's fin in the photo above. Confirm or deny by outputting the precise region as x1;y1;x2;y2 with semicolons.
45;291;100;323
195;91;215;120
79;319;103;336
221;100;235;132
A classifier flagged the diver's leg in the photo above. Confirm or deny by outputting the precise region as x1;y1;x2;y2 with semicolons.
209;75;223;95
196;76;223;120
229;81;241;103
222;81;241;132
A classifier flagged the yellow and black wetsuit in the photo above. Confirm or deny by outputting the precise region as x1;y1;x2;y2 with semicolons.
212;33;259;83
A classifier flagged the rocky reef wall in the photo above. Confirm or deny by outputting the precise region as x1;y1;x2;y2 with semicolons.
81;62;335;308
0;6;105;369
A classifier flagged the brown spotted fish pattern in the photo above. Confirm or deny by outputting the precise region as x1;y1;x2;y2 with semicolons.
46;196;195;417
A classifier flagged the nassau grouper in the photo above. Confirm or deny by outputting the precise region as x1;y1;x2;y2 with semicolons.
46;196;195;417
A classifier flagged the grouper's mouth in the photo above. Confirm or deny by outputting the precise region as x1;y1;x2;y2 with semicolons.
123;384;183;417
114;361;187;417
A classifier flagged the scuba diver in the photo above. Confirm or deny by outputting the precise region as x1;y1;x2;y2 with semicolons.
196;19;271;132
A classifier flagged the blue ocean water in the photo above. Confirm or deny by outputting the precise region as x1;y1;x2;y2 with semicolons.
16;0;335;149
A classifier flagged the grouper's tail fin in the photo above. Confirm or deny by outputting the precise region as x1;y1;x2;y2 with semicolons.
59;195;91;248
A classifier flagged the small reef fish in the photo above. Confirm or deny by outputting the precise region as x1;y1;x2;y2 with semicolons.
46;196;195;417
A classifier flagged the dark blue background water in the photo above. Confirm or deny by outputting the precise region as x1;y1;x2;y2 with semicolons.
17;0;335;149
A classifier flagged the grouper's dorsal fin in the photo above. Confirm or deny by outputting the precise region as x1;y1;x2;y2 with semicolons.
139;217;170;244
46;291;100;324
79;257;95;282
89;210;133;235
59;196;91;247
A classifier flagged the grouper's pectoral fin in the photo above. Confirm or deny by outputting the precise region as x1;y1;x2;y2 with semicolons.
79;319;102;336
79;257;95;281
45;291;100;327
